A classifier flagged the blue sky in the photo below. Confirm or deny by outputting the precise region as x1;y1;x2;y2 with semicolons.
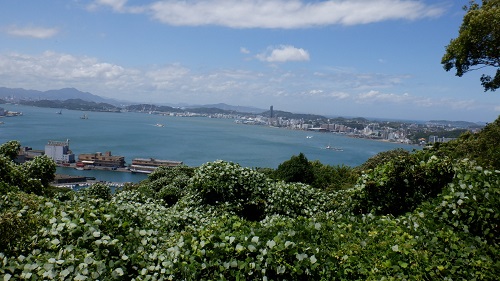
1;0;499;122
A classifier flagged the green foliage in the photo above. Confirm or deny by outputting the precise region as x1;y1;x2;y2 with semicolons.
442;0;500;91
355;148;411;173
264;181;333;217
1;140;500;280
0;140;21;161
143;165;194;205
0;192;47;256
353;152;454;216
275;153;314;185
189;160;269;220
428;160;500;244
432;115;500;170
84;183;112;200
310;161;357;190
157;184;183;206
22;155;56;187
0;153;56;196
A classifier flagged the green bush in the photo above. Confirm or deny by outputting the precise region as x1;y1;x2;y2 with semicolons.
84;183;112;200
353;152;454;216
189;160;268;220
431;115;500;170
355;148;411;173
310;161;357;190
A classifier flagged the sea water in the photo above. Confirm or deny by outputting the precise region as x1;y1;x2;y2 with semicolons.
0;104;415;182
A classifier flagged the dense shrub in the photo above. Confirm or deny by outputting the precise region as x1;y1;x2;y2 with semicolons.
431;115;500;170
355;148;411;173
353;152;454;216
84;183;112;200
264;181;333;217
189;160;268;220
0;192;47;256
310;161;357;190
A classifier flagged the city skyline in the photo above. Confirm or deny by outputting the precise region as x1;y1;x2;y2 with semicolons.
1;0;499;122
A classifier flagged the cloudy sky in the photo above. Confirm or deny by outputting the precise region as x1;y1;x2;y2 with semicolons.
1;0;499;122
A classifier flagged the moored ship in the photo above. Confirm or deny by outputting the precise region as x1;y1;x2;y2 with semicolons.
129;158;183;174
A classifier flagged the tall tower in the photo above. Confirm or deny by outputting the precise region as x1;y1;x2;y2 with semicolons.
270;105;274;118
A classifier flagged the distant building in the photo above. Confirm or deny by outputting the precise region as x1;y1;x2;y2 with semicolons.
78;151;126;168
45;140;75;163
16;147;45;164
428;135;456;144
270;105;274;118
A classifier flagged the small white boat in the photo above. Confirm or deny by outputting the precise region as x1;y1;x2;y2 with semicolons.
326;145;343;151
155;123;165;127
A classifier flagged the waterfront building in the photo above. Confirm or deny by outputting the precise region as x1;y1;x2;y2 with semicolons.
16;147;45;163
130;158;182;174
45;140;75;164
78;151;126;168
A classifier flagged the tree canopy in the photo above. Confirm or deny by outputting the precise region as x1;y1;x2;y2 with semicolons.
442;0;500;91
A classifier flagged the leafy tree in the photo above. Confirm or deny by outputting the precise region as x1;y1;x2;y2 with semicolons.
310;161;357;190
22;155;56;188
442;0;500;91
275;153;314;185
0;140;21;161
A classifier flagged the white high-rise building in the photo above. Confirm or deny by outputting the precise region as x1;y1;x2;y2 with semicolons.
44;140;75;163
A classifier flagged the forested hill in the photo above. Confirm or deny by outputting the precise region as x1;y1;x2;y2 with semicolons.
19;99;121;112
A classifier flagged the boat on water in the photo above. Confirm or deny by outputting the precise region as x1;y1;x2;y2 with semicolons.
154;123;165;127
326;145;343;151
56;110;62;114
80;114;88;119
306;135;313;139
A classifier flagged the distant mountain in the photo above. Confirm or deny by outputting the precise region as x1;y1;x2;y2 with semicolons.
427;120;484;129
19;99;121;112
0;87;118;104
261;109;326;120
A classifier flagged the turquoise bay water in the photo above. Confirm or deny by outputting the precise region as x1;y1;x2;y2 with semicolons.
0;105;415;182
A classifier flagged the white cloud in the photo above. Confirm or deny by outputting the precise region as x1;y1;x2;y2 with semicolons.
0;50;493;120
257;45;310;63
240;47;250;54
88;0;145;13
354;90;483;112
5;25;59;39
328;92;350;100
89;0;445;29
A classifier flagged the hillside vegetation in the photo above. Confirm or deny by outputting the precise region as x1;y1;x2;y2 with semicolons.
1;116;499;280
